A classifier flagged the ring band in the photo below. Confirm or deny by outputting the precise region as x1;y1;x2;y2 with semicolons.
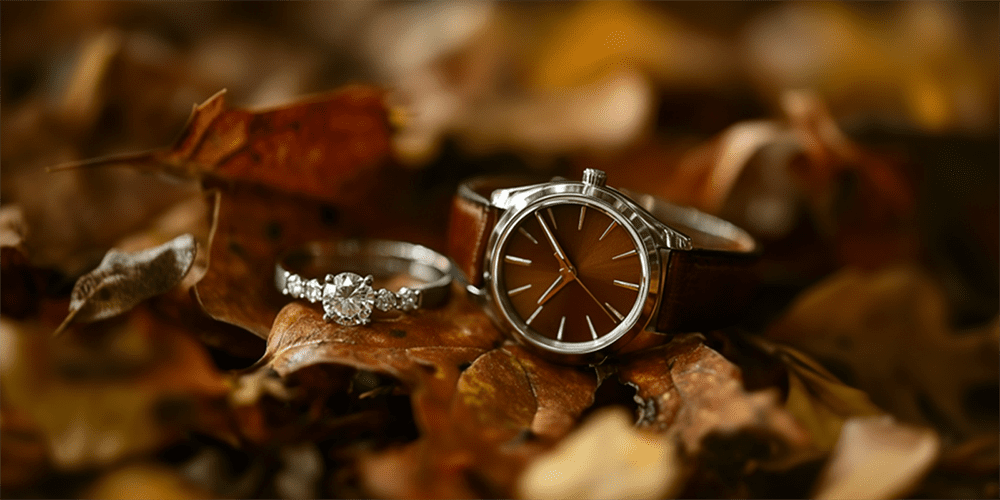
275;239;453;326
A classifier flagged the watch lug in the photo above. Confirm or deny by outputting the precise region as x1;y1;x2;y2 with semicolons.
629;206;692;250
663;227;693;250
490;185;543;210
464;283;488;299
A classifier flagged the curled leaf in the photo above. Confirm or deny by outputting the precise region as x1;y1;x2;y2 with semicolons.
52;86;392;207
768;266;1000;438
517;407;681;500
56;233;197;335
813;416;940;500
1;309;228;471
746;337;885;451
618;333;814;485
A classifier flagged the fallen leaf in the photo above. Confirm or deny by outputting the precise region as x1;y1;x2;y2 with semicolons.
56;233;197;335
0;404;49;490
768;266;1000;439
83;462;212;500
260;298;598;498
191;186;347;338
620;334;811;453
617;333;814;497
517;407;681;500
0;205;58;320
0;308;229;470
813;415;940;500
749;337;885;451
913;434;1000;498
274;442;325;500
55;85;393;208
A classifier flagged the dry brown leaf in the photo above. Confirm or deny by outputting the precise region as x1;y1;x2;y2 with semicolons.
0;308;228;470
55;233;197;335
260;299;598;498
768;266;1000;439
191;186;348;338
517;407;681;500
620;334;811;453
0;205;55;320
0;404;49;490
83;463;212;500
746;338;885;451
813;415;940;500
56;85;392;207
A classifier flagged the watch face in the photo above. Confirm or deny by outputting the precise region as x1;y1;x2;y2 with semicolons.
495;200;646;346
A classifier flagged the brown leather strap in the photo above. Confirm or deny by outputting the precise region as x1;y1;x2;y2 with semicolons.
446;175;544;287
447;189;496;287
655;248;758;333
621;187;760;332
447;176;759;332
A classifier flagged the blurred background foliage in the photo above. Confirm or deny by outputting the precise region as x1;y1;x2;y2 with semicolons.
1;2;997;498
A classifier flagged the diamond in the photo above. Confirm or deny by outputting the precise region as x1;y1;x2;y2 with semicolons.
305;279;323;303
284;274;303;297
322;272;374;325
397;287;419;312
374;288;397;312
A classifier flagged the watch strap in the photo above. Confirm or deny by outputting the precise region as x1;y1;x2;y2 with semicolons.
655;247;758;333
448;186;497;288
447;175;544;287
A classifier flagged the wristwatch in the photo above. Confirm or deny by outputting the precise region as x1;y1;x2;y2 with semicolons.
447;169;760;364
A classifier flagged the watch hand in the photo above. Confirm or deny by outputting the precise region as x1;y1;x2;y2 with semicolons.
574;275;618;323
535;212;575;273
537;271;572;305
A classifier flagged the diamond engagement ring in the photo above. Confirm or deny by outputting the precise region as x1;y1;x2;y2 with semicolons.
275;240;453;326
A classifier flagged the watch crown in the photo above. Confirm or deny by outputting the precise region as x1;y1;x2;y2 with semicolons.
582;169;607;188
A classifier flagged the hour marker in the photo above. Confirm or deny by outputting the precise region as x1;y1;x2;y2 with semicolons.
613;280;640;291
599;221;617;241
612;249;637;260
546;208;558;229
557;316;566;341
504;255;532;266
518;227;538;244
586;315;598;340
605;302;625;321
578;206;587;230
526;305;544;325
508;284;532;296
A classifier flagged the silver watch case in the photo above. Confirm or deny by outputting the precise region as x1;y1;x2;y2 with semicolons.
479;178;691;364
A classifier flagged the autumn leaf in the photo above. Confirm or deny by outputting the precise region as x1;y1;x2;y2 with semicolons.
190;186;347;338
768;266;1000;438
258;299;598;498
52;86;393;208
740;336;886;451
55;233;197;335
0;308;229;470
0;205;56;320
518;408;681;500
813;415;940;500
620;334;811;449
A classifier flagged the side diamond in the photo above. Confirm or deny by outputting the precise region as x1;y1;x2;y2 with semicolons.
397;287;419;312
305;279;323;303
374;288;397;312
284;274;304;297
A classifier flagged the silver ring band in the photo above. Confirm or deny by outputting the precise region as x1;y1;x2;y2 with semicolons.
275;239;452;326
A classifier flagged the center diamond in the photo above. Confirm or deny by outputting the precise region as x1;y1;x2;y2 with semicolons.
323;272;374;325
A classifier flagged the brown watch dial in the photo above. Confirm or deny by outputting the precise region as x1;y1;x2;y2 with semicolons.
499;202;644;343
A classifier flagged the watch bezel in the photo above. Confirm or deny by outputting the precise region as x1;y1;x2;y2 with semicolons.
483;181;663;362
